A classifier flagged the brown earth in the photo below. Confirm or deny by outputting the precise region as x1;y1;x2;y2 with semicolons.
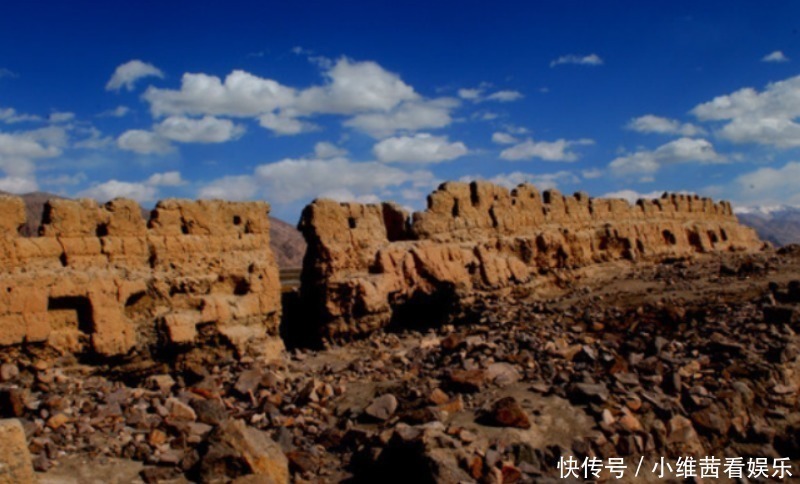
1;246;798;483
2;181;798;483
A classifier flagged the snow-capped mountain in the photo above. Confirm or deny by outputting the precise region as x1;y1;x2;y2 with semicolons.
735;204;800;247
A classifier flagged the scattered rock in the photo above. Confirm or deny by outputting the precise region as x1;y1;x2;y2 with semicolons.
364;394;398;421
484;396;531;429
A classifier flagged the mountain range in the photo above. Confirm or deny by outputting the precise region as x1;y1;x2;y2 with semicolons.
735;205;800;247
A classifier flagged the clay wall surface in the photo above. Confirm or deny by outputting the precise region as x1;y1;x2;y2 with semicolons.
299;181;763;339
0;195;281;359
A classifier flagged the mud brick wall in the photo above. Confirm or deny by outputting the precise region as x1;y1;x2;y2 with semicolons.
299;181;763;339
0;196;281;359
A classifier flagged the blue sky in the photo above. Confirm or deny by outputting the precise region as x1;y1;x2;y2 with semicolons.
1;1;800;222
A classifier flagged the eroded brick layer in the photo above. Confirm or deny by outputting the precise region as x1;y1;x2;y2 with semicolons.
0;196;281;359
299;181;764;339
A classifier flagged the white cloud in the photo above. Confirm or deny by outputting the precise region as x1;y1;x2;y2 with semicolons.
458;88;482;100
41;173;87;186
602;189;668;204
486;90;523;102
314;141;347;159
0;68;17;79
609;137;725;176
0;108;41;124
258;112;313;135
155;115;245;143
0;130;62;179
457;87;522;103
253;157;432;203
98;106;130;118
78;180;158;203
691;75;800;148
117;129;173;155
550;54;604;67
48;112;75;124
729;161;800;206
0;176;38;194
73;126;113;149
582;168;604;179
198;175;260;201
106;60;164;92
373;133;467;163
492;132;518;145
295;58;419;115
626;114;706;137
762;51;789;63
461;170;579;191
78;171;184;203
316;189;381;204
146;171;184;186
500;138;594;162
344;98;457;138
145;70;296;118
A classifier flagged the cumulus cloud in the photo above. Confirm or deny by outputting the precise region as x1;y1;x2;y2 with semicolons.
48;112;75;124
729;161;800;206
344;98;457;138
461;170;579;191
258;112;313;135
294;58;419;114
457;88;482;100
144;70;296;118
78;171;186;203
0;108;41;124
373;133;467;163
146;171;185;186
78;180;158;203
457;87;523;103
500;138;594;162
200;156;433;205
155;116;245;143
106;60;164;92
602;189;669;204
255;157;431;203
609;137;725;176
626;114;706;137
492;132;518;145
0;130;62;182
314;141;347;159
198;175;260;201
486;90;523;102
98;106;130;118
143;58;436;137
0;176;38;194
550;54;604;67
117;129;173;155
762;51;789;63
691;75;800;148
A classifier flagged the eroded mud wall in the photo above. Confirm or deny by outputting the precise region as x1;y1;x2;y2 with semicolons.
0;196;281;359
299;181;763;339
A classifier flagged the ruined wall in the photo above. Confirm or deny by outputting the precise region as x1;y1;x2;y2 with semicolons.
0;195;281;359
299;181;763;339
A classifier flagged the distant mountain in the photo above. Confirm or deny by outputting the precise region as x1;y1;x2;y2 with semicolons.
1;191;307;269
736;205;800;247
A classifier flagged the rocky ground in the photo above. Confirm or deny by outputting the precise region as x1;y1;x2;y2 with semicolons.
2;247;800;483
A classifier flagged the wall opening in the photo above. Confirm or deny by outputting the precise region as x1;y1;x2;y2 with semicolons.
48;296;94;334
662;230;677;245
